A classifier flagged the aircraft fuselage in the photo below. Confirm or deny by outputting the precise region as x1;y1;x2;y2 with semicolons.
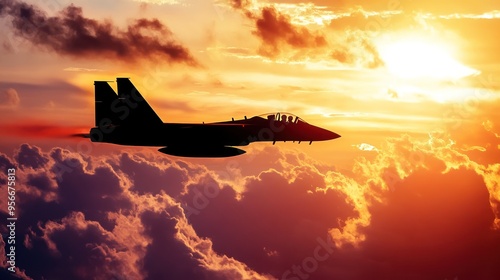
90;115;339;147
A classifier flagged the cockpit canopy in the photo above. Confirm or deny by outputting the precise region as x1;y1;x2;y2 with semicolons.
258;112;308;124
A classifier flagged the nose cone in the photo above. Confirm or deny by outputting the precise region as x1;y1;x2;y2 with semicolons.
322;129;341;140
329;130;341;140
306;124;341;141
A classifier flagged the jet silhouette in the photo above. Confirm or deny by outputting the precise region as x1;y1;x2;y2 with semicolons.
88;78;340;157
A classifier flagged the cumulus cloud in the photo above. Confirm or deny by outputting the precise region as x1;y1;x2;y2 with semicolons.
0;144;271;279
118;153;188;197
15;144;49;170
0;0;198;65
0;135;499;279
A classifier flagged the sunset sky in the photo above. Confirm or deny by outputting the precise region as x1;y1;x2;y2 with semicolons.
1;0;500;279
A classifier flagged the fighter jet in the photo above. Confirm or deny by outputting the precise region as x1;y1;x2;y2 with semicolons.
88;78;340;157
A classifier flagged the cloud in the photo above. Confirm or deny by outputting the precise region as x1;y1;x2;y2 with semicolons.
360;167;500;279
140;209;209;280
252;7;327;57
0;130;499;280
179;136;500;279
35;211;137;279
330;30;384;68
0;144;271;279
226;1;384;68
182;166;355;275
353;143;378;152
327;8;415;31
437;10;500;19
118;152;188;197
15;144;49;169
228;0;251;9
298;0;499;15
63;67;104;72
329;132;500;244
0;238;31;280
0;0;198;65
0;88;20;109
133;0;182;5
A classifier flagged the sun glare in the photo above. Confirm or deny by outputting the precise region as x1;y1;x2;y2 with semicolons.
377;37;479;80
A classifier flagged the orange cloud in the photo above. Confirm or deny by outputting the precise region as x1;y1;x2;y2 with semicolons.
324;132;500;250
226;1;384;68
252;6;327;57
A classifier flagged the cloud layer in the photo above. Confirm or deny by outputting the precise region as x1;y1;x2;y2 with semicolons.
0;132;499;279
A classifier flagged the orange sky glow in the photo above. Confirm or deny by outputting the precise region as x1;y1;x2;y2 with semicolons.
0;0;499;279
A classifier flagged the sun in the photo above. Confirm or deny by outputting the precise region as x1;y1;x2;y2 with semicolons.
377;37;479;80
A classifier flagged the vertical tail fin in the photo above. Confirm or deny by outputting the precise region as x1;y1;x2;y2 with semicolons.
116;78;163;127
94;78;163;128
94;81;119;127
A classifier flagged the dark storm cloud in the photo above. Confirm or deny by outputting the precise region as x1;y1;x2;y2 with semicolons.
0;0;198;65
